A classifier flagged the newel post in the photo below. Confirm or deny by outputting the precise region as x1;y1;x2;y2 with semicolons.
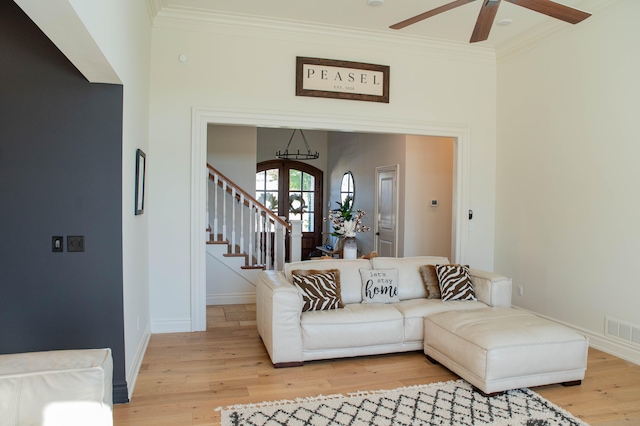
274;217;286;271
289;220;303;263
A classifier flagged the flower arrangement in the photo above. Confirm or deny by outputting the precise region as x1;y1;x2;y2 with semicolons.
327;196;370;238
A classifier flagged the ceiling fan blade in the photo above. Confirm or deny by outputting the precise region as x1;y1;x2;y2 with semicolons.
390;0;476;30
470;0;501;43
505;0;591;24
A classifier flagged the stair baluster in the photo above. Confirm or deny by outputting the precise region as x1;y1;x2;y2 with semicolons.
239;193;245;258
231;187;237;253
248;200;255;265
212;174;219;241
265;213;272;269
222;181;227;245
206;164;300;270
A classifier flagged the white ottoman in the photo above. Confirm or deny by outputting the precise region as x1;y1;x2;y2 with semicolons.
0;348;113;426
423;307;588;395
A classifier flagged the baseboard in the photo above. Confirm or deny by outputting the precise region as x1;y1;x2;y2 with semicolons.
207;292;256;305
126;324;151;401
513;305;640;366
587;334;640;366
113;380;130;404
150;317;192;333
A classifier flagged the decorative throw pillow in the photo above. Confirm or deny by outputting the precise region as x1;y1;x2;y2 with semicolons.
435;264;476;301
360;251;379;260
419;265;441;299
360;269;400;304
292;269;343;312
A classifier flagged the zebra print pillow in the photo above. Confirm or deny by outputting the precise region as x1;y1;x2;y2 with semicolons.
292;269;343;312
435;264;477;301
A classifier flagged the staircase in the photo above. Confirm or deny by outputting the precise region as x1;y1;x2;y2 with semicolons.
206;164;302;305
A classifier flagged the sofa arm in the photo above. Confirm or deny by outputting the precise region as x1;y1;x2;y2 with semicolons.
468;268;512;307
256;270;304;366
0;348;113;426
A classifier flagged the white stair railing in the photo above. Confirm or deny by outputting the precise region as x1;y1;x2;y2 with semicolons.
207;164;301;270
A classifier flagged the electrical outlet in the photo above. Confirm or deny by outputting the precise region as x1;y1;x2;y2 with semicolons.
67;236;84;252
518;286;524;296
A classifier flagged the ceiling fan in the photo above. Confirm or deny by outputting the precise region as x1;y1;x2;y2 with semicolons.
390;0;591;43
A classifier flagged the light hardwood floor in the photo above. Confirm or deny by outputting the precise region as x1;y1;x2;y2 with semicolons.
114;305;640;425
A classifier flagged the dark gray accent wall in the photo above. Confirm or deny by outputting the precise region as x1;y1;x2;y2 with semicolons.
0;0;128;403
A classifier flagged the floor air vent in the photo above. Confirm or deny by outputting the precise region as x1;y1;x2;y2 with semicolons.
605;316;640;346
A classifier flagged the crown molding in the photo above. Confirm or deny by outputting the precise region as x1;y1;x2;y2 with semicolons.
496;0;628;62
152;6;496;66
146;0;168;25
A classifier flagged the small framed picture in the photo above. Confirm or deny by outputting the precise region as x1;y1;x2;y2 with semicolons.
135;149;146;215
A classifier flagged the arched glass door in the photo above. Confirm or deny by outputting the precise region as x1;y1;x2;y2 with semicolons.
256;160;323;260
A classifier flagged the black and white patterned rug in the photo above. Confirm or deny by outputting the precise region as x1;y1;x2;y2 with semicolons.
218;379;589;426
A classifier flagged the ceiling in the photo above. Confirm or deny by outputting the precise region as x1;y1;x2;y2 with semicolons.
158;0;596;48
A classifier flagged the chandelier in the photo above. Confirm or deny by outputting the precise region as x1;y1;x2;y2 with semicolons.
275;129;319;160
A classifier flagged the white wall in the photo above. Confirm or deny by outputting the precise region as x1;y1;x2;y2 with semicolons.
327;133;454;258
404;136;454;258
148;9;497;331
207;125;257;191
328;132;406;256
495;0;640;363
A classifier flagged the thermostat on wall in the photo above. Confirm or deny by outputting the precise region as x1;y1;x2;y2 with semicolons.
430;200;438;207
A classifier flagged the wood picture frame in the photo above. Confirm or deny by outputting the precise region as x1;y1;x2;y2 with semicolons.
296;57;389;103
135;149;146;215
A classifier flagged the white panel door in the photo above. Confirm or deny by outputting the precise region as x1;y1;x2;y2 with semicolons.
375;165;398;257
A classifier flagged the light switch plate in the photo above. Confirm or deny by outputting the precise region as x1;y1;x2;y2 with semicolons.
52;236;63;252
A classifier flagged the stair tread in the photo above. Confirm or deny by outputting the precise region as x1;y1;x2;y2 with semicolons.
223;253;248;257
242;265;266;270
207;240;229;245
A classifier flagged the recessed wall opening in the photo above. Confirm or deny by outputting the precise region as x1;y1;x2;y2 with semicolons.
190;107;470;331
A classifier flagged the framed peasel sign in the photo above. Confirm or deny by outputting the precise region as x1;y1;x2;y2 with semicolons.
296;57;389;103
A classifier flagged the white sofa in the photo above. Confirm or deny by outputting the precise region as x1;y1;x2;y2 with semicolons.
0;348;113;426
256;256;512;367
